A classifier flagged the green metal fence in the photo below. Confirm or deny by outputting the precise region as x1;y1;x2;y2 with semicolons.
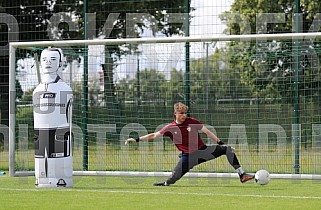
1;1;321;176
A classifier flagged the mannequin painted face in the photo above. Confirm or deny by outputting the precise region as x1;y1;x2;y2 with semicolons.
40;49;61;74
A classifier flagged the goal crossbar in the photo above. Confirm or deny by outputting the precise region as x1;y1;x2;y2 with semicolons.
9;32;321;48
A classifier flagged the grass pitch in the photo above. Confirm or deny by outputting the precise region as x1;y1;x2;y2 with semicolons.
0;174;321;210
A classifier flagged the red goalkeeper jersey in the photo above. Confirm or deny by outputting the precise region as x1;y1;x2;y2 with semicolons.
159;117;206;153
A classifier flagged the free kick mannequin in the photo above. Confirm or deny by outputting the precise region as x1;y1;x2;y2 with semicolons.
33;48;73;188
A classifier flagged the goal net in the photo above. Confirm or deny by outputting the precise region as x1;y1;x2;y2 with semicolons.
9;33;321;179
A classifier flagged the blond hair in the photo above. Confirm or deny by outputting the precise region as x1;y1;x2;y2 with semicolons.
174;102;188;113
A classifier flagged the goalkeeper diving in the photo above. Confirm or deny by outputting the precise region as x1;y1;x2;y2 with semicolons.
125;102;254;186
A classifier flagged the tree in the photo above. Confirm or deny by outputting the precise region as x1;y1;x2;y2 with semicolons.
220;0;321;105
87;1;192;109
168;68;185;103
117;68;166;101
0;0;63;127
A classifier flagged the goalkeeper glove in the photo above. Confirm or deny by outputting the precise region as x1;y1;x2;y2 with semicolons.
125;138;139;145
218;140;225;145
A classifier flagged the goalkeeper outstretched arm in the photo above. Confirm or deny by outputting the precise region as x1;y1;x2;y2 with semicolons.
125;131;162;145
201;126;225;145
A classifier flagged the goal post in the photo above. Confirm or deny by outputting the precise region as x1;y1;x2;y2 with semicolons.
9;32;321;179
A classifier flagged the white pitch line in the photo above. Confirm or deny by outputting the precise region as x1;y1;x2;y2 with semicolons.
0;188;321;200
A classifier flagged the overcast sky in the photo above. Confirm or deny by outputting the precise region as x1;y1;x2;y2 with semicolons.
190;0;233;36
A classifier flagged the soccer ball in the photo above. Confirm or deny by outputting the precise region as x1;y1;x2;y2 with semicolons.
254;169;270;185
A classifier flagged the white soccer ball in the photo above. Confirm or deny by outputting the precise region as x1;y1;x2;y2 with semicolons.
255;169;270;185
